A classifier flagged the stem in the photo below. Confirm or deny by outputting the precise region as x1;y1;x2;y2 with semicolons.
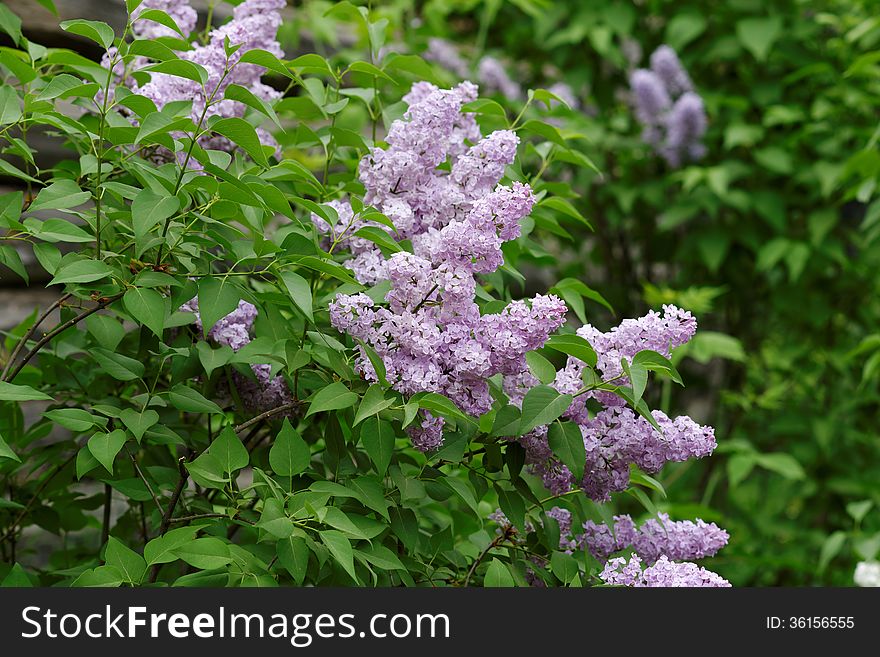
148;457;188;583
463;535;505;587
0;293;71;380
127;446;164;517
101;483;112;546
4;292;125;382
233;401;301;434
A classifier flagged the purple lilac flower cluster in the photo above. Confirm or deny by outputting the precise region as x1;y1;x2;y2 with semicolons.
578;512;729;563
601;555;730;587
424;37;470;78
504;305;716;502
103;0;284;157
328;82;566;450
180;297;293;413
630;45;707;167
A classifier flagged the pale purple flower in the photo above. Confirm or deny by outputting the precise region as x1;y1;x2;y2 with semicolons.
477;56;522;101
424;38;470;78
580;513;728;563
601;555;730;587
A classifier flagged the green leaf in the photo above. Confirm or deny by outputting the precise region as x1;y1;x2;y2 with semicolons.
119;408;159;442
60;19;115;50
519;385;572;435
736;17;783;61
0;563;31;587
173;537;233;570
88;429;127;475
197;277;241;334
484;558;515;587
442;475;479;516
123;287;165;337
727;454;755;488
0;434;21;462
30;180;90;212
353;226;402;254
359;416;394;475
142;60;208;85
210;117;269;167
0;4;23;45
497;485;526;531
49;259;113;286
167;384;224;414
353;384;393;425
320;530;358;583
269;419;310;476
131;188;180;238
195;341;233;376
86;314;125;350
0;382;52;401
277;536;310;584
548;421;586;480
104;537;146;585
526;350;556;384
224;83;281;128
43;408;105;432
519;119;567;147
754;452;805;480
306;382;358;417
279;271;313;322
209;426;249;474
818;531;847;574
544;334;598;367
92;347;145;381
36;74;84;101
0;85;21;125
550;551;579;584
144;526;201;566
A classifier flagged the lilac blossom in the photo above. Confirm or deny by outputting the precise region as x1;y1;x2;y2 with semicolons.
424;37;470;78
601;555;731;587
477;56;522;101
506;305;714;502
629;45;707;167
579;513;729;563
328;83;566;450
180;297;293;413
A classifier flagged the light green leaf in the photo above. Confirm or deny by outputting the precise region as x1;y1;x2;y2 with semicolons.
269;419;310;476
548;421;585;480
172;537;233;570
279;271;313;322
306;382;358;417
519;385;573;435
88;429;127;474
132;188;179;238
167;384;224;414
104;537;146;585
123;287;165;337
0;382;52;401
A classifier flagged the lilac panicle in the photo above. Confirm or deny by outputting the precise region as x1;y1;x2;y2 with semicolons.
629;45;707;167
601;555;731;587
580;513;729;563
328;82;566;450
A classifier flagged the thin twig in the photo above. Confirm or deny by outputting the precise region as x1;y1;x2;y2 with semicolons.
127;446;164;517
148;456;188;583
463;535;506;587
169;513;255;526
4;292;125;382
101;483;112;546
0;293;71;380
233;401;300;434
